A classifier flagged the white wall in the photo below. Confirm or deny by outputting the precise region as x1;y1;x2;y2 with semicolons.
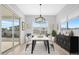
25;15;33;34
57;4;79;23
0;12;2;54
44;15;57;33
25;15;57;35
0;6;2;53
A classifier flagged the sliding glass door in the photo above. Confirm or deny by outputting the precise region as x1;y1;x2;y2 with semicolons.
1;18;20;53
1;20;13;52
0;5;20;54
14;18;20;46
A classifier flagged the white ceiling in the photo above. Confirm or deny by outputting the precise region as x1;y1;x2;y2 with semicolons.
16;4;66;15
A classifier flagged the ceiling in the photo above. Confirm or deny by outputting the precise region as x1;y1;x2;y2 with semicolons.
0;5;20;19
16;4;66;15
0;5;13;16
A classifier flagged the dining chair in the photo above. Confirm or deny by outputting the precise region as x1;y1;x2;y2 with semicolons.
25;34;32;51
48;35;55;51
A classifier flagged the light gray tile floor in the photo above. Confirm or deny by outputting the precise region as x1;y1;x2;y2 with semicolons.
3;42;69;55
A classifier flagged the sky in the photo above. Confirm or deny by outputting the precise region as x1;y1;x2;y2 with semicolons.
2;19;48;28
61;17;79;28
1;19;19;28
2;18;79;29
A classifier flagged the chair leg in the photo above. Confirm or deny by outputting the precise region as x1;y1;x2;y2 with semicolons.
51;44;55;51
25;44;30;51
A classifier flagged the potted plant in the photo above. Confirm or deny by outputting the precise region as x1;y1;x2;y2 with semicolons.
52;30;57;37
51;30;57;43
69;30;74;36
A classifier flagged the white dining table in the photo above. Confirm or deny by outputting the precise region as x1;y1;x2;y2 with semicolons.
32;35;50;40
31;35;50;54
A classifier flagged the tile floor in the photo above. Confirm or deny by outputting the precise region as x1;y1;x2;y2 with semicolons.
3;42;69;55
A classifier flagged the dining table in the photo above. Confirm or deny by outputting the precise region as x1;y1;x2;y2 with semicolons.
31;35;50;54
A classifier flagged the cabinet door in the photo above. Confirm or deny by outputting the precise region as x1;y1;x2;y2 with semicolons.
70;36;78;53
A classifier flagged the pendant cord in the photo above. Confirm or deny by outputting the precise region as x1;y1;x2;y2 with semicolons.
40;4;42;16
35;4;45;23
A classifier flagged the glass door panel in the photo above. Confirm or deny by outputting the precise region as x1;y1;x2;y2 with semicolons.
14;19;20;46
0;5;13;53
0;5;20;53
1;20;13;52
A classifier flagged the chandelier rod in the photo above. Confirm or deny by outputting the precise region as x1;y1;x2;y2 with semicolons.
40;4;42;16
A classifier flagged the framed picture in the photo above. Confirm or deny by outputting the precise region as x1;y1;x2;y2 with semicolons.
22;21;25;30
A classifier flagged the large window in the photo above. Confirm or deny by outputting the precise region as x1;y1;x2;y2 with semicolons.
68;17;79;28
60;17;79;36
32;19;48;34
61;17;79;29
32;20;48;28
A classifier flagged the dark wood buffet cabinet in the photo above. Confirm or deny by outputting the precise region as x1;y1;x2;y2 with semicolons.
56;34;79;54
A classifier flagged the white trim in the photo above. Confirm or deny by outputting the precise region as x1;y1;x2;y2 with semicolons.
12;15;14;47
0;19;2;54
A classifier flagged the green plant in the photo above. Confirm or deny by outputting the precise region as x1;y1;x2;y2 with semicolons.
69;30;74;36
52;30;57;37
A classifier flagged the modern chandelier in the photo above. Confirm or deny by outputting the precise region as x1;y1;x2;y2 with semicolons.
35;4;46;23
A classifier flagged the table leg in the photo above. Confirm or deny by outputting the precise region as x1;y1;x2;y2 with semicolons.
47;40;50;54
31;40;36;54
44;41;47;49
